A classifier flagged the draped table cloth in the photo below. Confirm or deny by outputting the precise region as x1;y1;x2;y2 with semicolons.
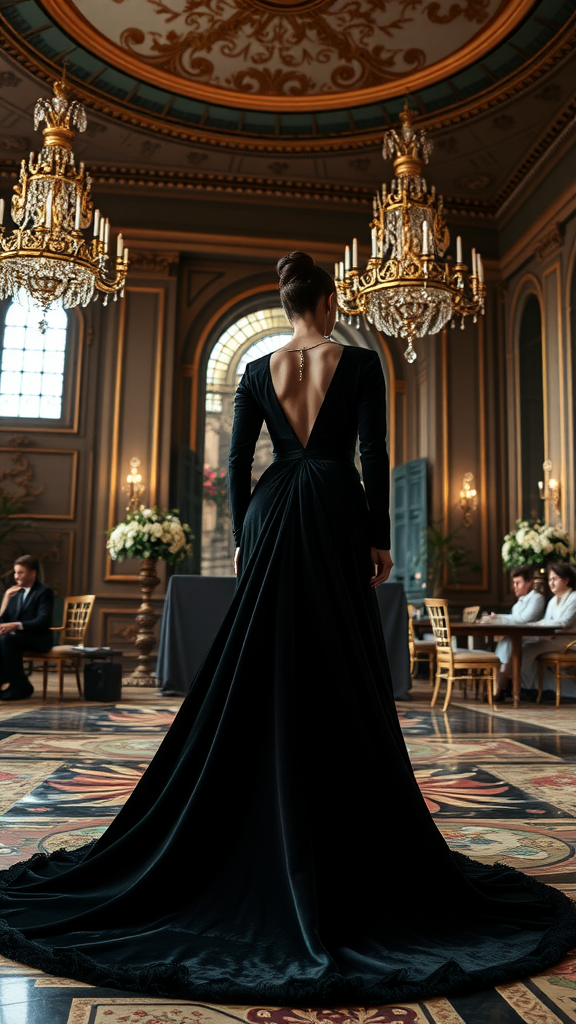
156;575;410;700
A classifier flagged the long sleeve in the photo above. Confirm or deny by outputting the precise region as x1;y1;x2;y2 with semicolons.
541;590;576;629
358;352;391;549
495;591;546;624
228;367;264;547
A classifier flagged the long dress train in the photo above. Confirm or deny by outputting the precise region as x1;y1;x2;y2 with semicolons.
0;345;575;1004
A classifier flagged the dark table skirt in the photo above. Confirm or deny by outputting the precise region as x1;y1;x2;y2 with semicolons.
156;576;410;700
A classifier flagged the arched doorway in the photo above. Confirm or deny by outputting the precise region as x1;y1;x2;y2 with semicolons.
200;304;390;575
201;307;292;574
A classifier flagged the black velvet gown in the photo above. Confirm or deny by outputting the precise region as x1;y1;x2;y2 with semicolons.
1;345;575;1004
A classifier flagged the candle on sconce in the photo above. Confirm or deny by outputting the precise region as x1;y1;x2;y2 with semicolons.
422;220;429;255
339;261;344;279
99;217;105;243
94;209;100;237
74;193;81;231
456;235;463;264
371;228;377;258
352;237;358;268
116;233;124;259
123;246;129;265
334;262;339;280
0;198;5;226
104;219;110;251
477;254;484;283
344;245;350;272
471;248;477;276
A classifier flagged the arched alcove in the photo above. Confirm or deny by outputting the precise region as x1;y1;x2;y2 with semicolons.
198;299;391;575
518;293;545;521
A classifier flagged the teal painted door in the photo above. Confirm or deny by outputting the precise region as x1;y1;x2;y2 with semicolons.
391;458;427;605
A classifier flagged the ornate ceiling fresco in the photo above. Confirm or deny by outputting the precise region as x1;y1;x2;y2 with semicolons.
0;0;572;150
41;0;532;108
0;0;572;220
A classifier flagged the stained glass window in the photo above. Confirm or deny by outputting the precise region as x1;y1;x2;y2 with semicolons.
0;299;68;419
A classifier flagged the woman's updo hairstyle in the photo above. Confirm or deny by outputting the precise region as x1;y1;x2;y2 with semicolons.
548;562;576;589
277;251;335;322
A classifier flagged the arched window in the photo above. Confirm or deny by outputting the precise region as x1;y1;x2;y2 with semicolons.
202;307;292;574
200;304;386;575
519;294;545;520
0;299;68;420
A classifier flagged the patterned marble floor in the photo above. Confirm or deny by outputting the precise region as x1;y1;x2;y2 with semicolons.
1;682;576;1024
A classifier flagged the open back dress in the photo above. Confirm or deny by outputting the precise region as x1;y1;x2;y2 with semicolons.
1;344;575;1004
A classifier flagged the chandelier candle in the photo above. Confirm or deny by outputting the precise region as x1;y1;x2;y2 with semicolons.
334;102;486;363
0;75;129;324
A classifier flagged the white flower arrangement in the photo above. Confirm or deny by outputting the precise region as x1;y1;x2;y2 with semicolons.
107;507;192;564
501;519;572;570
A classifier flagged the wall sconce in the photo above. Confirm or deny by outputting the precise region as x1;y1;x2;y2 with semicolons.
125;456;145;512
459;472;478;527
538;459;561;515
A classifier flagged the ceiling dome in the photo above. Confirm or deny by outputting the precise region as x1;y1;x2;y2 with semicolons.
41;0;535;110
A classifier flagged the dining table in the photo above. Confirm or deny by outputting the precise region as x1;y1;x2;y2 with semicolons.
446;622;563;709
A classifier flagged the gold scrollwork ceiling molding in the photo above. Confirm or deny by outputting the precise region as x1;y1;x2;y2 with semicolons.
127;250;180;275
495;95;576;217
40;0;536;112
0;158;497;217
533;223;565;261
0;10;574;155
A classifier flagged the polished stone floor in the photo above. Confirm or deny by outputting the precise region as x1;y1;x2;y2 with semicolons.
1;677;576;1024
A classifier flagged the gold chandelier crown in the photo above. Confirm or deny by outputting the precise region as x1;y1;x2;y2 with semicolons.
0;74;128;326
335;103;485;363
382;102;434;179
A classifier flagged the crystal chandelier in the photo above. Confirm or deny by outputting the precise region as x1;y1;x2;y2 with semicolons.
0;74;128;329
335;103;486;363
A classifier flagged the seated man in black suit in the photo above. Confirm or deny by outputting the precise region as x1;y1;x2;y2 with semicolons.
0;555;54;701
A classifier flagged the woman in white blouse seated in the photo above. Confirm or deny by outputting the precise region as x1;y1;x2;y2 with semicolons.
482;565;545;702
521;562;576;698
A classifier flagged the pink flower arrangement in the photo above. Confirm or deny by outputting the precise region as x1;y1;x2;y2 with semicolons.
203;466;229;516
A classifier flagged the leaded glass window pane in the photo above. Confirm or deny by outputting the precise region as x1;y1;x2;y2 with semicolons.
0;299;67;419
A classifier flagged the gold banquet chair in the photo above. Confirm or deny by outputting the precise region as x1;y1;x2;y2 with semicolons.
26;595;96;700
425;598;497;712
537;641;576;708
407;604;435;685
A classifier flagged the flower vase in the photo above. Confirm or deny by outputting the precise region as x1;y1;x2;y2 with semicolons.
124;557;161;687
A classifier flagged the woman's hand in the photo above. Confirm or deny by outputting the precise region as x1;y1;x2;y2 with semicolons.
370;548;393;588
234;547;240;577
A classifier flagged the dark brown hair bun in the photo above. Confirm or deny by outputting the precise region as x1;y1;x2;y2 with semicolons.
276;251;315;287
276;250;334;322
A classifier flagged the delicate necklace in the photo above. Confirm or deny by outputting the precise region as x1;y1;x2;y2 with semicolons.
283;340;334;381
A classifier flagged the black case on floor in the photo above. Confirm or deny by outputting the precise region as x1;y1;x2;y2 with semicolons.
84;661;122;701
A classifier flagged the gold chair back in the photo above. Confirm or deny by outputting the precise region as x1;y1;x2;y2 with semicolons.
58;595;96;645
424;598;452;664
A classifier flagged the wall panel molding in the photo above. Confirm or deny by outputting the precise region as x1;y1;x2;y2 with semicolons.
0;447;78;520
442;322;489;592
106;286;167;581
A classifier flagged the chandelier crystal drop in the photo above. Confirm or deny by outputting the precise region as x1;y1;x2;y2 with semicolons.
0;74;129;330
335;103;486;363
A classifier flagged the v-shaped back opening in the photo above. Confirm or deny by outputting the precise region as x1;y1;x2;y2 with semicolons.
269;343;345;449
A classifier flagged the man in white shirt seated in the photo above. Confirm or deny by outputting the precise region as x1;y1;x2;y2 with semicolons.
481;565;545;703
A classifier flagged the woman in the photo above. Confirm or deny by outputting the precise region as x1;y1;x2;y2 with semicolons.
1;253;575;1005
521;562;576;697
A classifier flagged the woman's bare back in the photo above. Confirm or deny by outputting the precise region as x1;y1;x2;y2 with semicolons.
269;340;344;448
